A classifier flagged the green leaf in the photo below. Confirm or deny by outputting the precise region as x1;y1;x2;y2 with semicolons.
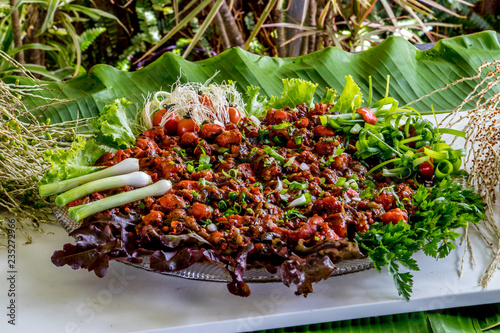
91;98;136;149
267;78;318;110
255;312;431;332
79;28;106;52
477;303;500;331
8;43;57;56
40;137;109;185
428;310;482;333
245;85;268;117
332;75;363;113
38;0;59;36
319;87;338;104
8;32;500;126
182;0;224;58
65;5;129;33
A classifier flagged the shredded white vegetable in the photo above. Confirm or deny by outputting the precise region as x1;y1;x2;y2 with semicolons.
142;76;245;129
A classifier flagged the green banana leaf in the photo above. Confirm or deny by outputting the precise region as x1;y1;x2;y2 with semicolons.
252;312;430;333
428;311;482;333
477;303;500;331
252;303;500;333
11;31;500;124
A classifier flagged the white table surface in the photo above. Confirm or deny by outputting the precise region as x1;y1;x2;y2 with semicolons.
0;215;499;333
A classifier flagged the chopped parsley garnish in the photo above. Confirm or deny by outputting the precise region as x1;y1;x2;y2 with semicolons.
285;208;306;219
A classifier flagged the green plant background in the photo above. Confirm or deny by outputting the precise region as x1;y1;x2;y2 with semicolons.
12;31;500;124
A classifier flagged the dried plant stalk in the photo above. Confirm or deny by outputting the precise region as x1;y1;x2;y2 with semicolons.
0;51;90;246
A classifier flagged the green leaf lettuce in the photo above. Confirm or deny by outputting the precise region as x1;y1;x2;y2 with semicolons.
91;98;136;149
40;137;110;185
332;75;363;113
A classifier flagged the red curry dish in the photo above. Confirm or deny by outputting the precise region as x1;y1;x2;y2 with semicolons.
61;102;419;296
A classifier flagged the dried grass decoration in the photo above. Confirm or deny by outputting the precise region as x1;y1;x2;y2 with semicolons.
0;51;89;246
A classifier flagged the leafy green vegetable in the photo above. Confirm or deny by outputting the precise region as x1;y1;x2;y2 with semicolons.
319;87;338;104
267;78;318;110
332;75;363;113
355;180;485;301
39;137;109;185
245;85;269;118
246;78;320;117
91;98;136;149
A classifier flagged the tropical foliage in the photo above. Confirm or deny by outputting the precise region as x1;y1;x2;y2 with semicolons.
1;0;499;78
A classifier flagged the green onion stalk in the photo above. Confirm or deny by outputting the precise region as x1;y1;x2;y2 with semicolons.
39;158;140;198
69;179;172;221
55;171;152;206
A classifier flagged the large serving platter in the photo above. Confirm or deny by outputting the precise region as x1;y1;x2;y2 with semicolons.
52;203;374;283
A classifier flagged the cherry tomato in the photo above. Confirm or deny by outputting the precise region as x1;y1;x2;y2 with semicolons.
152;110;179;136
177;118;199;137
419;161;434;178
199;94;213;109
356;107;378;125
164;113;179;136
227;106;241;124
152;109;167;127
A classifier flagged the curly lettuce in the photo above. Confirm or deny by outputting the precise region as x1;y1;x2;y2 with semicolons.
91;98;136;149
40;137;110;185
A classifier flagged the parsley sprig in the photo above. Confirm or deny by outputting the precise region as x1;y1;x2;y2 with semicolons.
355;179;485;300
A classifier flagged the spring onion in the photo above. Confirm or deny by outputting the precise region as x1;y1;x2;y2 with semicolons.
263;146;285;164
283;156;296;168
288;193;312;207
280;193;291;201
68;179;172;221
39;158;140;198
55;171;152;206
299;163;310;171
276;178;283;192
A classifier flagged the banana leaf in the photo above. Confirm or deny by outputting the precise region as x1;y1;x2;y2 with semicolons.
8;31;500;124
252;303;500;333
252;312;430;333
476;303;500;331
428;308;482;333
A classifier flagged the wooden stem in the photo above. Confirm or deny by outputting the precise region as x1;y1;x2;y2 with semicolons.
9;0;25;64
219;0;245;48
308;0;317;54
215;11;231;50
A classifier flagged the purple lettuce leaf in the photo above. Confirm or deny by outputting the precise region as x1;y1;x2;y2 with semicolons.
280;255;337;297
51;224;121;277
